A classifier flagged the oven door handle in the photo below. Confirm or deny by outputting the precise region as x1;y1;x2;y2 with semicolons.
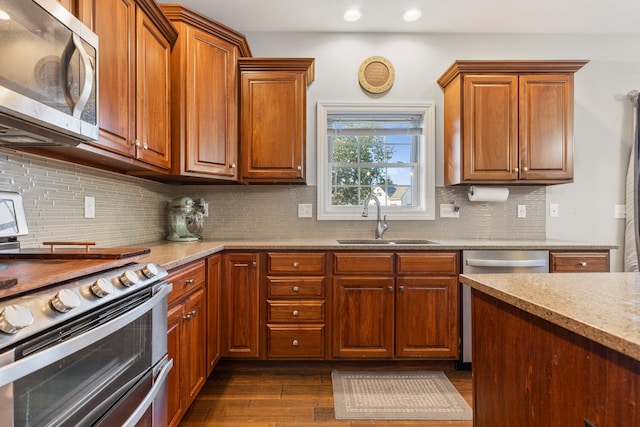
0;282;172;388
122;356;173;427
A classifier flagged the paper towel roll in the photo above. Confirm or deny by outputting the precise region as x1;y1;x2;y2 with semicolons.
467;186;509;202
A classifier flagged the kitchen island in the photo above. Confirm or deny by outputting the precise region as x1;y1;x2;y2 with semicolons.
459;272;639;427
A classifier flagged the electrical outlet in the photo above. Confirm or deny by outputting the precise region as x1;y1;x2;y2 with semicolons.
84;196;95;219
614;204;626;219
439;204;460;218
550;203;559;218
298;203;312;218
517;205;526;218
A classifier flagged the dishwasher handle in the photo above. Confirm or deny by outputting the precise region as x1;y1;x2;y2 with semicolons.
465;258;547;268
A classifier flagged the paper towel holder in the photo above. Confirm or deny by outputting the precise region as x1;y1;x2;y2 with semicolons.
467;185;510;202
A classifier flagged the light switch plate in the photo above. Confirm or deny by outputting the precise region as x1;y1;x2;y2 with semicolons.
549;203;559;218
517;205;526;218
84;196;95;219
298;203;312;218
614;204;626;219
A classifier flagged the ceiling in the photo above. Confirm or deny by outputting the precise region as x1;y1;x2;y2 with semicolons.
156;0;640;34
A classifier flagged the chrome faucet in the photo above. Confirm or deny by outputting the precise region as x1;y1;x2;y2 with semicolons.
362;194;388;240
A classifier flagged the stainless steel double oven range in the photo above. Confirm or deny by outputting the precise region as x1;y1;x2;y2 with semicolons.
0;193;172;426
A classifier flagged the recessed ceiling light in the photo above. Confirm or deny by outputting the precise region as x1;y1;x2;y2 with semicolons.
343;8;363;22
0;10;10;20
401;8;423;22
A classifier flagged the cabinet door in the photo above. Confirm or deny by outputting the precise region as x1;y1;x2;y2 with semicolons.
167;303;185;427
222;253;261;358
519;74;573;181
89;0;136;157
240;71;306;182
184;288;207;406
396;277;459;358
462;75;519;181
206;254;222;374
184;27;238;178
332;276;394;358
134;7;172;169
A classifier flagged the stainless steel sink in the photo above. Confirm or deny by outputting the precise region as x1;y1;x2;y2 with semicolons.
337;239;439;245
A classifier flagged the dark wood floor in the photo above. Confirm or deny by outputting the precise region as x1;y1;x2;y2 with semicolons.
179;359;473;427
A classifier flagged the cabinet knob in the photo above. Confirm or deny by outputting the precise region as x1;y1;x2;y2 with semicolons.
292;339;299;346
189;310;196;317
230;163;236;168
185;279;195;286
297;166;302;171
399;286;405;292
182;314;191;320
252;261;257;267
133;139;141;148
293;262;300;268
522;167;529;172
292;310;299;316
388;286;394;292
514;167;519;173
292;285;300;292
579;261;588;267
143;142;148;150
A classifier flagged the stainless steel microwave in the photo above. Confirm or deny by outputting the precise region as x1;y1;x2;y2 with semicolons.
0;0;98;147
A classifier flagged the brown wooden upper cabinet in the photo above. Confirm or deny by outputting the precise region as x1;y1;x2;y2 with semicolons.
437;60;588;185
160;5;251;182
76;0;178;173
238;58;315;184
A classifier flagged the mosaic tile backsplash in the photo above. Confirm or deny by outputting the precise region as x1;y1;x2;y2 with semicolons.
0;149;545;247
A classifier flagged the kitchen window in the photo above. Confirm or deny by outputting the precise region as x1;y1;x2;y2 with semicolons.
316;102;435;220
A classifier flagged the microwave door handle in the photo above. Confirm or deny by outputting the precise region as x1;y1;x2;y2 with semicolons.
60;33;94;118
121;357;174;427
0;283;172;388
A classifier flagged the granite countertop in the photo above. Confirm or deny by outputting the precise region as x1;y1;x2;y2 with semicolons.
459;272;640;361
143;238;617;271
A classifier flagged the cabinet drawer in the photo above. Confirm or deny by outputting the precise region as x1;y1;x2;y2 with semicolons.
550;252;610;273
268;301;325;323
333;252;394;275
267;326;325;358
167;259;206;305
267;277;325;298
396;252;459;275
267;252;326;274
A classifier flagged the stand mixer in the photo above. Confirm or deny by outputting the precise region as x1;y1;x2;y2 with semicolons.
166;197;204;242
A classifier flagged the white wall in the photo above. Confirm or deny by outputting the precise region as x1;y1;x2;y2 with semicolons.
244;31;640;271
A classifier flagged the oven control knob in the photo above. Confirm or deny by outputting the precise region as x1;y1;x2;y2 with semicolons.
91;278;115;297
0;304;34;334
140;263;159;279
51;289;82;312
119;270;140;287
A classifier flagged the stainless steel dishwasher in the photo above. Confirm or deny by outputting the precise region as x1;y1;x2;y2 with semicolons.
460;250;549;367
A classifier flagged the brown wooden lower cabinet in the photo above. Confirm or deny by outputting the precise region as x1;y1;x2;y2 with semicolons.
472;290;639;426
222;252;261;358
549;250;610;272
332;252;460;359
166;260;207;427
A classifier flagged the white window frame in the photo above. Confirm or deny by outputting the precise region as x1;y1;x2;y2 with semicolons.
316;102;435;221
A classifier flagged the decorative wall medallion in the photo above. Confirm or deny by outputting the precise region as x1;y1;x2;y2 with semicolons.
358;56;395;94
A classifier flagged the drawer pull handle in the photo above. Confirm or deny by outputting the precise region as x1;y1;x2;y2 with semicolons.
292;310;299;316
579;261;588;267
292;286;300;292
293;262;300;268
185;279;195;285
292;339;299;346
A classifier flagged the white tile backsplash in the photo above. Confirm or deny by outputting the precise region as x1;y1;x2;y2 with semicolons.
0;148;545;246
